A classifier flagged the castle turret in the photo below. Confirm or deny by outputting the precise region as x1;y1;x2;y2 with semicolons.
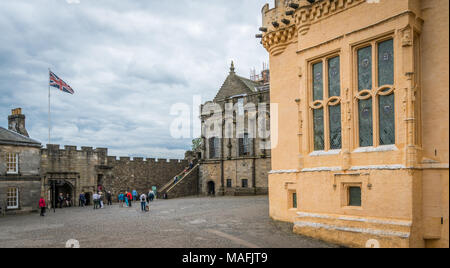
8;108;29;137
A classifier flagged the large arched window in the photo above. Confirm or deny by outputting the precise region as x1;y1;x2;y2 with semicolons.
310;55;342;152
355;38;395;147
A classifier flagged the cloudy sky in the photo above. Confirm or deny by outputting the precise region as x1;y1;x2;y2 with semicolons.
0;0;270;159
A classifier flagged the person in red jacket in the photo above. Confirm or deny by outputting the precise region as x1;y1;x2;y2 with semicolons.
39;197;46;217
126;191;133;207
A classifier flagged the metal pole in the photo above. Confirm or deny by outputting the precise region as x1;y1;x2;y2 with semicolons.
52;180;56;213
48;68;51;145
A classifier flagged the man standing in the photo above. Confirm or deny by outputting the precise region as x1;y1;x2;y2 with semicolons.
140;193;147;212
118;192;124;207
106;191;112;206
79;192;86;207
132;189;138;202
93;192;99;210
58;193;65;208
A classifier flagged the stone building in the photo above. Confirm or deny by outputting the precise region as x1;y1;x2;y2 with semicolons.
259;0;449;248
0;109;41;215
199;63;271;196
41;145;197;206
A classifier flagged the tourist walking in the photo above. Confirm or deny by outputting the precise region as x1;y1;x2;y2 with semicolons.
99;192;104;208
39;197;46;216
132;189;138;202
79;192;86;207
93;192;99;210
140;193;147;212
106;191;112;206
148;190;155;202
118;192;124;207
126;191;133;207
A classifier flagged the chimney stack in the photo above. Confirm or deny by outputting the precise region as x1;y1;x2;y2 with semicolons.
8;108;29;137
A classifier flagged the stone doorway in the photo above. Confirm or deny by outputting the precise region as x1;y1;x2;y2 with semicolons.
207;181;216;196
51;180;74;208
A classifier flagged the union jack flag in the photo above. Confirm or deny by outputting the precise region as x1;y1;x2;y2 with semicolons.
49;70;75;94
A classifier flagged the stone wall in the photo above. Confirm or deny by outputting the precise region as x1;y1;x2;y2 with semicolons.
103;157;191;201
0;145;41;214
40;145;197;204
199;157;270;196
165;167;199;199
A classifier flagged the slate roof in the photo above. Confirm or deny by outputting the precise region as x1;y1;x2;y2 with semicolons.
0;127;41;147
214;71;263;101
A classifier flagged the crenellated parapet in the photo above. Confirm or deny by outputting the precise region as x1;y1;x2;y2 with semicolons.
260;0;366;56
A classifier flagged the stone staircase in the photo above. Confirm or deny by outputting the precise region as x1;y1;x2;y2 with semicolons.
159;164;199;199
294;211;413;248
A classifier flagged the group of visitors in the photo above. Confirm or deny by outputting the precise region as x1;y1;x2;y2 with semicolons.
38;187;158;217
92;191;113;209
117;189;156;212
173;161;195;184
57;193;72;208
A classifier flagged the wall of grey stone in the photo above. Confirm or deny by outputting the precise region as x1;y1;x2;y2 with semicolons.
199;157;270;196
165;167;199;199
0;145;41;215
0;180;41;214
103;157;189;201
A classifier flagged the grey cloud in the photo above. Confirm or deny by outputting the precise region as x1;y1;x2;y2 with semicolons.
0;0;269;159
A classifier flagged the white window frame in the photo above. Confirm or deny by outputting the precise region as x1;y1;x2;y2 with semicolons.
7;187;19;209
6;153;19;175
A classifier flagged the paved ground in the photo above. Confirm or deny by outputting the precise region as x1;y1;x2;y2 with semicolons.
0;196;337;248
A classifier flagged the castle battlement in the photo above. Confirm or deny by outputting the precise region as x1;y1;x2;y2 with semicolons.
106;155;185;164
41;144;108;156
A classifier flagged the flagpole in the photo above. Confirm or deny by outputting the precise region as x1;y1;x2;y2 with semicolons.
48;68;51;145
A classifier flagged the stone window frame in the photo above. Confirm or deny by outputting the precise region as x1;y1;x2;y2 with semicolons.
307;50;343;153
241;179;249;188
352;34;397;150
7;187;19;209
226;179;232;188
341;183;363;209
5;152;19;175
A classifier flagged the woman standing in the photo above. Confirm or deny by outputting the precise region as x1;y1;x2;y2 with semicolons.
39;197;46;216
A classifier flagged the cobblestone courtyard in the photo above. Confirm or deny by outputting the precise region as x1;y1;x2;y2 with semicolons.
0;196;336;248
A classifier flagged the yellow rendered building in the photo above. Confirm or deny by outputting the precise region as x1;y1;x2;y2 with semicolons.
259;0;449;248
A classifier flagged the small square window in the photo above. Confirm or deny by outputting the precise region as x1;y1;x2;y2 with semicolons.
226;179;232;188
242;179;248;188
348;187;362;207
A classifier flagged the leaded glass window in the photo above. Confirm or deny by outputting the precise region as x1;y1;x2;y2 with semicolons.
358;46;372;91
310;56;342;152
313;62;323;101
359;99;373;147
313;109;325;151
328;56;342;150
209;137;220;159
348;187;362;207
355;38;395;148
378;39;395;145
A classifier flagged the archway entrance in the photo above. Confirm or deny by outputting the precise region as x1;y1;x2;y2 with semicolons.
207;181;215;196
51;180;74;208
